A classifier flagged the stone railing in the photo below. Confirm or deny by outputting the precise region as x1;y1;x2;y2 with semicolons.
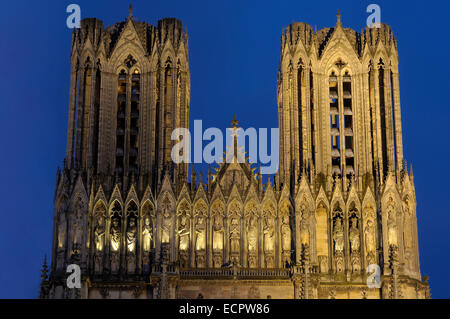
179;268;290;279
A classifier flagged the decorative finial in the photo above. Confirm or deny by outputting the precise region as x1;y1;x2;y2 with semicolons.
40;255;48;281
128;4;133;19
231;115;239;128
337;10;342;26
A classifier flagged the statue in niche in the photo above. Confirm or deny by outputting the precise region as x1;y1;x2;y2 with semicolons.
110;217;121;251
263;217;275;253
230;217;240;254
57;213;66;249
72;201;84;245
142;216;153;252
126;218;137;252
247;216;258;253
161;209;172;244
195;216;206;251
177;215;190;251
404;209;414;249
364;220;375;248
94;215;105;252
72;214;83;247
364;219;376;260
333;217;344;253
212;215;224;251
281;215;291;252
388;210;398;246
349;217;360;252
300;221;310;246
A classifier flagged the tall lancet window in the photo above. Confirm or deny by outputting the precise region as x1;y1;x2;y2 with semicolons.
116;69;127;174
92;63;101;173
80;61;92;167
297;59;305;168
310;67;315;166
390;69;397;171
343;71;354;175
329;71;341;175
378;59;389;175
368;63;376;172
129;69;140;175
176;60;182;129
164;59;173;165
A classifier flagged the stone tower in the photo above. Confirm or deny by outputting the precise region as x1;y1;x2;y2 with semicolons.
65;9;190;188
276;12;429;298
40;10;430;299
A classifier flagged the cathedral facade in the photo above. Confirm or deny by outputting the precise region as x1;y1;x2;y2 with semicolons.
39;9;430;299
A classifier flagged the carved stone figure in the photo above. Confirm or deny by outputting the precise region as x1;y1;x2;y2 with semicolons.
364;219;376;254
388;210;398;246
110;217;121;251
142;216;153;252
161;210;172;244
263;217;274;253
349;217;360;252
177;215;190;251
404;210;414;249
72;215;83;247
94;216;105;251
72;202;84;247
333;218;344;253
126;218;137;252
230;218;240;254
247;216;258;253
300;221;310;246
281;215;291;252
212;215;224;251
57;213;66;249
195;216;206;251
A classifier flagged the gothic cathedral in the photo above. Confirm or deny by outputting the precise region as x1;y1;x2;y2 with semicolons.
39;9;430;299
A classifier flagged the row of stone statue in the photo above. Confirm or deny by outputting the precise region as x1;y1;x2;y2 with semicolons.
55;198;417;272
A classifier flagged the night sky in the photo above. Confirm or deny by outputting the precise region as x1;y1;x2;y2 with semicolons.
0;0;449;298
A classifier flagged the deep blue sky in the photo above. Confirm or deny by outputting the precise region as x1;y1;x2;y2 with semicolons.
0;0;448;298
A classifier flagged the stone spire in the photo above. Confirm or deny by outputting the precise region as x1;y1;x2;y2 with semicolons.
128;4;133;20
40;255;48;281
336;10;342;27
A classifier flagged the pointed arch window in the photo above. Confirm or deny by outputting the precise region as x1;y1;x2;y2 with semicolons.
297;59;305;168
378;58;389;175
115;55;141;176
116;69;127;174
329;71;341;175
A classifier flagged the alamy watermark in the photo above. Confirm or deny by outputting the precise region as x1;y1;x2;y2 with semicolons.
366;264;381;288
66;4;81;29
366;4;381;28
171;120;279;175
66;264;81;289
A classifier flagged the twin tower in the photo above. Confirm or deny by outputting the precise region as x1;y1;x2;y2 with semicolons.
40;9;430;299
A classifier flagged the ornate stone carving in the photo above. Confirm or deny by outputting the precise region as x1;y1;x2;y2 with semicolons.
177;214;190;251
349;217;360;252
94;215;105;252
212;214;224;252
126;218;137;252
110;217;121;252
195;216;206;252
229;217;240;263
333;217;344;253
142;216;153;252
